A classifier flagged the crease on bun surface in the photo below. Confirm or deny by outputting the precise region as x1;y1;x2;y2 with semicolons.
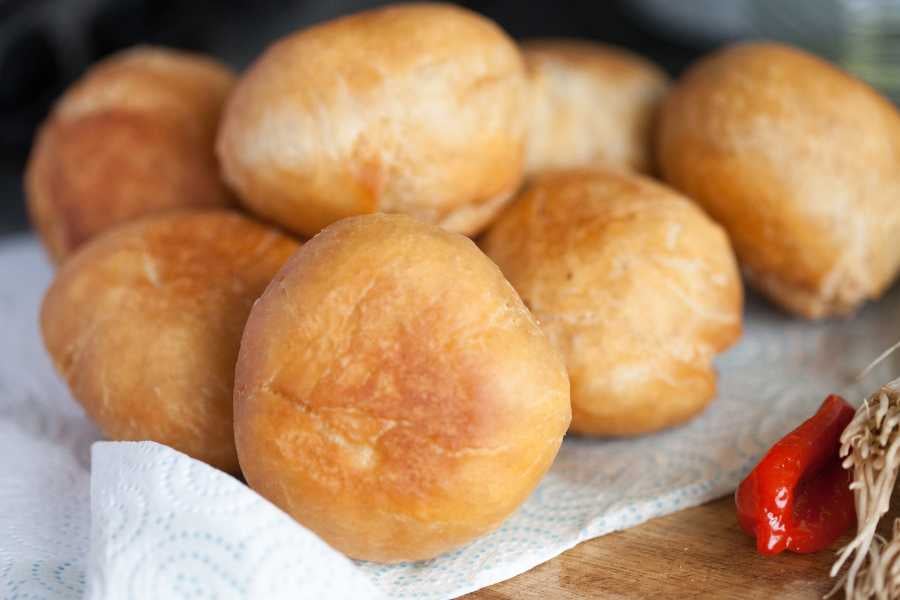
657;42;900;318
40;209;299;473
523;39;669;175
26;46;237;264
234;213;571;563
217;3;528;239
482;167;742;436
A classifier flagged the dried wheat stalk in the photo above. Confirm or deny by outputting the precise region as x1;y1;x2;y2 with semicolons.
829;380;900;599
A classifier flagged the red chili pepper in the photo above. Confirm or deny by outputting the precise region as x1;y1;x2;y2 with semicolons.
735;394;856;555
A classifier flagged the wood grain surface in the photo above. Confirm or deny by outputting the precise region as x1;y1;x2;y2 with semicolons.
466;495;850;599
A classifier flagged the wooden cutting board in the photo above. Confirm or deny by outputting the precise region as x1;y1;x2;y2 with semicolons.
466;495;845;599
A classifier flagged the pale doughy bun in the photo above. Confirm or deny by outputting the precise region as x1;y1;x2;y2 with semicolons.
234;213;570;562
523;39;668;175
26;46;236;264
657;42;900;318
217;3;527;238
482;167;742;436
40;210;299;473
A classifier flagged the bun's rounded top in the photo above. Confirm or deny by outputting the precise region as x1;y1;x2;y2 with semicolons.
483;166;742;435
26;46;236;264
234;213;570;563
522;39;668;174
217;3;527;238
40;209;299;473
55;45;235;133
657;42;900;318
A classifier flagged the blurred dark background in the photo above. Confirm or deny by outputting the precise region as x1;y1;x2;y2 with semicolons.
1;0;897;237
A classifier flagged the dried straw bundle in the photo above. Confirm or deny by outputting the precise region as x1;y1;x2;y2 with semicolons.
830;380;900;599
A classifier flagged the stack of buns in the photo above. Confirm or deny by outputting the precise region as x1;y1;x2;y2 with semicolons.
29;2;900;563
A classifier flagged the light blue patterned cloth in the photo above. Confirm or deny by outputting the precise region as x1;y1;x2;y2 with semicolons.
2;235;896;599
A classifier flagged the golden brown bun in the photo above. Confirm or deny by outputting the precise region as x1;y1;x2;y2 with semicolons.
482;167;742;436
217;3;527;238
657;42;900;318
40;210;299;473
26;46;236;264
234;213;570;562
523;39;668;175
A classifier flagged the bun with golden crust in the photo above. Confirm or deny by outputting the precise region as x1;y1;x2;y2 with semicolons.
217;3;527;238
482;167;742;436
26;46;236;264
657;42;900;318
40;210;299;473
234;213;570;563
523;39;668;175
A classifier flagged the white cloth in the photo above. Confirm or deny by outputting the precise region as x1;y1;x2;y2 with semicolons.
1;234;891;599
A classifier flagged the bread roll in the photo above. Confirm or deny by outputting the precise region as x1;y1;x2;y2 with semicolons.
234;214;570;562
40;210;299;473
657;42;900;318
217;3;527;238
26;46;236;264
524;39;668;175
482;167;742;435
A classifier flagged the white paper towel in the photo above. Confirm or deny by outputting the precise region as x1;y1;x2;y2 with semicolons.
86;442;382;600
2;234;897;600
